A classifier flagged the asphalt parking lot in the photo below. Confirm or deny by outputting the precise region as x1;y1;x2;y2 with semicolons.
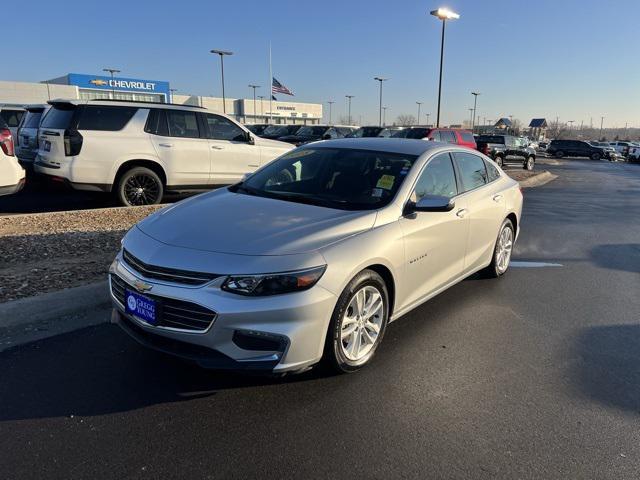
1;159;639;479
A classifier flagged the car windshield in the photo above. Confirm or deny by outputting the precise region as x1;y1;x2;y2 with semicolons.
22;111;44;128
296;126;327;136
232;147;418;211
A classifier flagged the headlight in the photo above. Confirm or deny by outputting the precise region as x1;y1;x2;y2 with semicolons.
221;266;326;296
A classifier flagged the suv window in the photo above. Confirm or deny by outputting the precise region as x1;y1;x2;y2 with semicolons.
460;131;475;143
505;136;516;147
144;109;169;136
40;105;76;129
166;110;200;138
204;114;246;141
412;153;458;202
0;110;24;127
453;151;488;192
440;130;457;143
429;130;442;141
77;106;137;131
23;111;44;128
406;128;429;139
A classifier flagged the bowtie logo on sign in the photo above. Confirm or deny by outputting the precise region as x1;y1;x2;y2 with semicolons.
89;79;109;86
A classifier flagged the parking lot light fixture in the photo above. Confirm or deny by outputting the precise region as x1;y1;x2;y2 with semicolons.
416;102;423;124
426;112;431;126
210;49;234;113
327;101;335;125
102;68;120;98
471;92;480;132
374;77;388;127
248;85;260;123
382;106;389;126
468;108;474;129
345;95;355;125
430;7;459;127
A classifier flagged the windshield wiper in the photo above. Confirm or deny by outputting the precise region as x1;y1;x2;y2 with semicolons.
230;183;264;197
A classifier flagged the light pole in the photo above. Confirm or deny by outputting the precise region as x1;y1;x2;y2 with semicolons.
210;49;233;113
430;7;460;127
327;101;335;124
471;92;480;132
374;77;387;126
258;95;265;119
568;120;575;132
468;108;474;129
345;95;355;125
600;116;604;139
102;68;120;98
416;101;423;124
382;106;388;126
426;113;431;126
248;84;260;123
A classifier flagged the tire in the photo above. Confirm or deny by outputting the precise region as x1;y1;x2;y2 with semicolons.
524;156;535;170
323;269;389;373
481;218;515;278
590;152;601;161
555;150;564;158
494;155;504;168
116;166;164;207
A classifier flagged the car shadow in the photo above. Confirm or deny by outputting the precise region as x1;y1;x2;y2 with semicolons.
573;324;640;413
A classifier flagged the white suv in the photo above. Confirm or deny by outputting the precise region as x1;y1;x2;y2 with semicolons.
0;117;26;196
34;99;294;206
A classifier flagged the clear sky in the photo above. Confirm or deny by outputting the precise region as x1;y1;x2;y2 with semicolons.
7;0;640;127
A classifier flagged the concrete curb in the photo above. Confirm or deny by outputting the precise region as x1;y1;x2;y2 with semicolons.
518;171;558;188
0;280;109;328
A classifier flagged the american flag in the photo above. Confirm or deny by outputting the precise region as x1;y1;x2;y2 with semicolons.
272;77;294;96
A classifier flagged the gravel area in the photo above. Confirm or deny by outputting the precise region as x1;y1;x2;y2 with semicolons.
0;205;163;303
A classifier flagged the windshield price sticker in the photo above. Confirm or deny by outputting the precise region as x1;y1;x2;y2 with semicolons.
376;175;395;190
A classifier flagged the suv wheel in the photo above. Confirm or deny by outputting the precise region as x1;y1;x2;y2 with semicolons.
555;150;565;158
116;166;164;206
524;156;535;170
323;269;389;373
591;152;601;161
494;155;504;167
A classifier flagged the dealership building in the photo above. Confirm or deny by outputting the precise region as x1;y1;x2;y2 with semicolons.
0;73;322;125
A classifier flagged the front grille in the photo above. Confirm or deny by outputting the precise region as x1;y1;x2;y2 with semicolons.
111;274;217;332
122;249;219;286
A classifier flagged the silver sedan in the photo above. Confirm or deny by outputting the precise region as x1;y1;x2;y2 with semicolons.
110;138;522;374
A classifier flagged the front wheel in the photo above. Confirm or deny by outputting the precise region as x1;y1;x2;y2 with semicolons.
323;269;389;373
555;150;564;158
494;155;504;168
481;218;515;278
524;156;535;170
116;166;164;206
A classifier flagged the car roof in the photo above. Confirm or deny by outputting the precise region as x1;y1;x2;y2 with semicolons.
48;98;205;111
305;137;453;156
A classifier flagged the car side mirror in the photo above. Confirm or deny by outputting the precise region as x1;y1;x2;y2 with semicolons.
406;195;455;214
246;132;255;145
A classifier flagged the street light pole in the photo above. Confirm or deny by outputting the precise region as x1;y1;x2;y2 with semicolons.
471;92;480;132
248;85;260;123
327;101;335;124
416;102;423;124
210;49;233;113
258;95;264;119
102;68;120;99
382;106;388;126
468;108;474;129
345;95;355;125
600;116;604;139
430;8;459;128
426;113;431;126
373;77;387;127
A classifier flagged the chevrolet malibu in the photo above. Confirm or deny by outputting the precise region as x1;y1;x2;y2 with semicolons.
110;138;522;374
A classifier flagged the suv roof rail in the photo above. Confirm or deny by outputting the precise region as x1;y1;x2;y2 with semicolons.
87;98;205;109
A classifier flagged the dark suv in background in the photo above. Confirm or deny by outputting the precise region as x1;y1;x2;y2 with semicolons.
546;140;612;160
475;134;536;170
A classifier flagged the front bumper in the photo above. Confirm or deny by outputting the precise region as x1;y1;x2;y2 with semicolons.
109;252;337;373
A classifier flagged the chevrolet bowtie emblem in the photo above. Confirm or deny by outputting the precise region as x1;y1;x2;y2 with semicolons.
89;79;109;86
132;279;153;293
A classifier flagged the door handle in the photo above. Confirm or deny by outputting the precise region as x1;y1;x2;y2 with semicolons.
492;194;503;202
211;146;224;150
456;208;468;218
158;143;173;148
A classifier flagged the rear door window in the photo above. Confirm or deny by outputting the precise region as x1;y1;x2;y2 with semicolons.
144;109;169;136
40;105;77;129
166;110;200;138
77;106;137;131
204;114;246;141
485;160;500;182
453;151;488;192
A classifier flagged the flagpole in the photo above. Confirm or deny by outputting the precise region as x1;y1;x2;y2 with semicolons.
269;42;273;123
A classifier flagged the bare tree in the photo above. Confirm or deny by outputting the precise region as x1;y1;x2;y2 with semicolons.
546;121;570;140
396;114;417;126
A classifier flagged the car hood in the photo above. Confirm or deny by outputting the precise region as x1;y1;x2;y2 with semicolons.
136;189;377;256
253;136;294;150
277;134;320;144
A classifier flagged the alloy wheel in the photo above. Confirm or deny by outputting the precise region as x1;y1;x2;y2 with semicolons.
495;226;514;274
124;173;161;206
340;286;384;361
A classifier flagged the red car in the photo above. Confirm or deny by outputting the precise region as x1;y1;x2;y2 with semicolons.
391;127;476;149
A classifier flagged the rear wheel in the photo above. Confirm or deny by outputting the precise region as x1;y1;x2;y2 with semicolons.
591;152;601;161
116;167;164;207
481;218;515;278
555;150;565;158
524;156;535;170
323;269;389;373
